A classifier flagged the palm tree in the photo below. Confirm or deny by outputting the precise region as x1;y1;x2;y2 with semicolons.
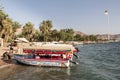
11;21;21;39
0;9;8;37
66;29;74;41
32;30;42;42
22;22;34;42
59;29;66;41
51;29;60;41
39;20;52;41
1;18;12;42
59;28;74;41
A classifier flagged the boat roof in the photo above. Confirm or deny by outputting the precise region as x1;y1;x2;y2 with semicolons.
22;44;75;51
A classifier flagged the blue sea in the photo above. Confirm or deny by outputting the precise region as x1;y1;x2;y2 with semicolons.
0;42;120;80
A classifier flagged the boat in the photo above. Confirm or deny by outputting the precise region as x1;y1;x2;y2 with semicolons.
14;44;78;67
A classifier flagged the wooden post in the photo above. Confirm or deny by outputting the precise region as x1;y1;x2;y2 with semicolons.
1;38;4;47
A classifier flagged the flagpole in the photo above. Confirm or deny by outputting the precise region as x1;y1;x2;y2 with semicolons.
105;10;110;40
107;13;110;40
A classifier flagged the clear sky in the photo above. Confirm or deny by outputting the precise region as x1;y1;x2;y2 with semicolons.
1;0;120;34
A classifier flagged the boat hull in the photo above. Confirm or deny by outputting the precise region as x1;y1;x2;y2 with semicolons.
14;54;70;67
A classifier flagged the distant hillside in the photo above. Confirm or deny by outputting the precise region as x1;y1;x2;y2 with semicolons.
96;34;120;41
74;31;86;36
74;30;120;41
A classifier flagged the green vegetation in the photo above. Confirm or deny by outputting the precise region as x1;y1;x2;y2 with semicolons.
0;8;97;42
22;22;35;42
39;20;53;42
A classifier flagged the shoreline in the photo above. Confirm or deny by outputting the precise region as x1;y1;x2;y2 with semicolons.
0;59;12;69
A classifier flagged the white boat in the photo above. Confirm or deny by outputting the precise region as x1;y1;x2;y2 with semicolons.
14;44;78;67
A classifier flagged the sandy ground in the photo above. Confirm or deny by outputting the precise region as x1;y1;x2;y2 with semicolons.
0;59;7;66
0;59;11;69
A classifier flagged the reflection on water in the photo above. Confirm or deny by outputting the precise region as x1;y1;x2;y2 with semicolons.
0;65;71;80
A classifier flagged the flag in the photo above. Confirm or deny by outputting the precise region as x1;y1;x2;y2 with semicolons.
105;10;108;15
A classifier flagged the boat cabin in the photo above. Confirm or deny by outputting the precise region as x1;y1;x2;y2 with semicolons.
23;49;72;60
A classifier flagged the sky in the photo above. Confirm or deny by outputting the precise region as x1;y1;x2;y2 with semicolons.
0;0;120;34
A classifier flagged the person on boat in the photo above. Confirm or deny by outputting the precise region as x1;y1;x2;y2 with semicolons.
75;47;79;52
62;54;67;59
73;47;79;59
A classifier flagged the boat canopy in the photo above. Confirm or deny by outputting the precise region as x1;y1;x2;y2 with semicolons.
23;49;72;54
